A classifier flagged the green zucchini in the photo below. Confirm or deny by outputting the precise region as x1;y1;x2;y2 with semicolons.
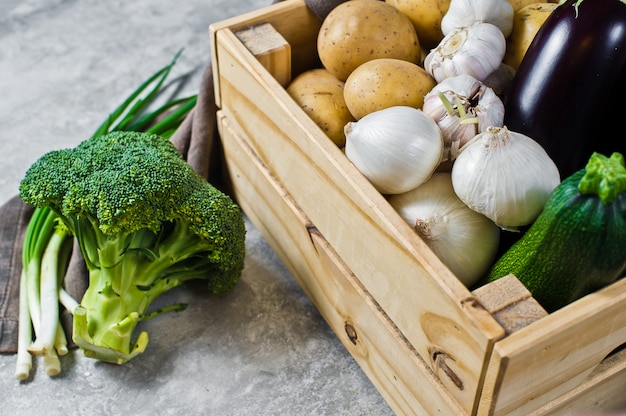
486;152;626;312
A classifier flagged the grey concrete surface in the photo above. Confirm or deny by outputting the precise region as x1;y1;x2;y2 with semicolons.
0;1;394;414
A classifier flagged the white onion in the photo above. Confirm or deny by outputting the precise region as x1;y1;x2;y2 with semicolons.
389;172;500;287
344;106;443;194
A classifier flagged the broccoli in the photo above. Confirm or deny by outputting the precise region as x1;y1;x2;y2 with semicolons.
18;131;246;365
14;52;201;379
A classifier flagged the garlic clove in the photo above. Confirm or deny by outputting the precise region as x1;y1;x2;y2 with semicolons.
424;22;506;83
441;0;514;38
451;126;561;230
475;86;505;129
423;74;504;163
344;106;444;195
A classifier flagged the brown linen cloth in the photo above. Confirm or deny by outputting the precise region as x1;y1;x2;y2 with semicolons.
0;0;346;354
0;197;33;353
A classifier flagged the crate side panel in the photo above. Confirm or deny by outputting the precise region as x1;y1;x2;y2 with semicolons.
478;278;626;415
217;111;468;416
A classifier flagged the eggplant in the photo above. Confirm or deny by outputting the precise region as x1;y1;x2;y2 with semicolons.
503;0;626;178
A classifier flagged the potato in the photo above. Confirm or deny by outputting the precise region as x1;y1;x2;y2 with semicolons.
503;2;558;70
507;0;558;11
386;0;451;50
286;68;355;147
317;0;421;81
344;58;437;120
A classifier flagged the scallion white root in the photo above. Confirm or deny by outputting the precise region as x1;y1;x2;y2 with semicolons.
28;229;63;357
14;269;33;381
42;349;61;377
16;209;74;379
59;287;79;314
54;323;69;356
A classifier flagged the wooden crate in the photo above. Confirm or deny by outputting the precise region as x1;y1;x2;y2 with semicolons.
208;1;626;414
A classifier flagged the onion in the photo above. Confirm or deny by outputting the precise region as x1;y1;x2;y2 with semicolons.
344;106;443;194
388;172;500;287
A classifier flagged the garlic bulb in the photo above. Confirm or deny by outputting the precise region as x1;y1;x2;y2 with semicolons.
451;126;560;230
344;106;443;194
422;74;504;164
389;172;500;287
441;0;514;38
424;22;506;83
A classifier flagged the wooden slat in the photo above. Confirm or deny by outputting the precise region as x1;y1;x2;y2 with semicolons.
472;274;548;335
530;345;626;415
209;0;320;108
235;24;291;87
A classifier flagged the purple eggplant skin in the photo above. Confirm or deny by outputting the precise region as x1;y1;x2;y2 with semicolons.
503;0;626;178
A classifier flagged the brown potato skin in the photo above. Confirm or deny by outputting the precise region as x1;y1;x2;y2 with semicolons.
385;0;450;51
287;68;355;147
344;58;436;120
507;0;558;11
503;3;558;70
317;0;421;82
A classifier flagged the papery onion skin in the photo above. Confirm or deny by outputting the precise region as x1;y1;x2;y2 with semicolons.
451;126;560;230
345;106;444;194
389;172;500;287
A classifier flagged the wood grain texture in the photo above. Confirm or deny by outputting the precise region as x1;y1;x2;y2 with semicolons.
235;24;292;87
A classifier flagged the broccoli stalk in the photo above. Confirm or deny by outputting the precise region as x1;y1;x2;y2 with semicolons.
71;213;228;363
19;131;246;365
15;51;200;379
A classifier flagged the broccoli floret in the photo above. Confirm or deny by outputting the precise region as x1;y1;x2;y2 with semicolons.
19;131;246;364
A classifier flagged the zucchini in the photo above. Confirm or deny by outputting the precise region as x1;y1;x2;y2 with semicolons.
486;152;626;312
503;0;626;178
